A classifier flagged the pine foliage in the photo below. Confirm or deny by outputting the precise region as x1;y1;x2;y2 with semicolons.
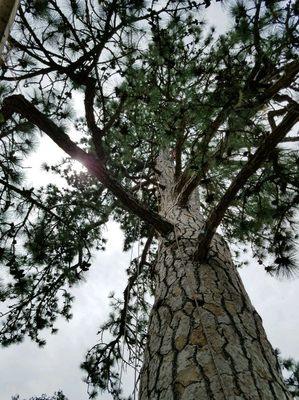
0;0;298;398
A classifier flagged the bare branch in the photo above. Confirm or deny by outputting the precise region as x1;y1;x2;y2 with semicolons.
268;108;288;130
281;135;299;143
0;66;55;82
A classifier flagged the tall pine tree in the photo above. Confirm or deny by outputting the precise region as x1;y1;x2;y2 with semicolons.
0;0;298;398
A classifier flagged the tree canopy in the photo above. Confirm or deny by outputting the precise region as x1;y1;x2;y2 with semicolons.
0;0;298;398
12;391;68;400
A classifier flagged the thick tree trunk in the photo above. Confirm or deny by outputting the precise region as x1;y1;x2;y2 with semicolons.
139;153;291;400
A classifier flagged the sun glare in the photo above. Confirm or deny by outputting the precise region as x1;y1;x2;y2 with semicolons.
71;159;88;174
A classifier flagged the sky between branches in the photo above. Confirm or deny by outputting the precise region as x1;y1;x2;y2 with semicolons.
0;3;298;400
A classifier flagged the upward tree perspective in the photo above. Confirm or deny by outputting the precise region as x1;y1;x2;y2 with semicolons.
0;0;298;399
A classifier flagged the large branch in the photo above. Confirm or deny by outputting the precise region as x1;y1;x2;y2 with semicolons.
177;61;299;207
261;61;299;102
195;103;299;261
1;94;173;236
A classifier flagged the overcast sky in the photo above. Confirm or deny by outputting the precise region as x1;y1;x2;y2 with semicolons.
1;213;299;400
1;3;298;400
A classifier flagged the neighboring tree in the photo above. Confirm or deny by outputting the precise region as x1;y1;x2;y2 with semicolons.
0;0;298;399
12;391;68;400
278;353;299;398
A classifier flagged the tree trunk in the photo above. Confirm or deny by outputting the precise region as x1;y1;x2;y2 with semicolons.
139;153;291;400
0;0;19;60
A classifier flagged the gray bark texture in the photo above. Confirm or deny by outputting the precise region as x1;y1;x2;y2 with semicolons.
0;0;19;60
139;152;291;400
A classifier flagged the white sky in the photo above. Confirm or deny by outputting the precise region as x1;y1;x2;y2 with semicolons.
1;219;299;400
1;3;298;400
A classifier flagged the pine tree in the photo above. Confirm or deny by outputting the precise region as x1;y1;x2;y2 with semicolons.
12;391;68;400
0;0;298;399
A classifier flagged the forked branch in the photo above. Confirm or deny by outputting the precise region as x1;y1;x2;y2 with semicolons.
177;61;299;207
195;103;299;261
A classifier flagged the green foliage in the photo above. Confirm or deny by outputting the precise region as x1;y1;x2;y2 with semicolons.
81;249;155;398
0;0;298;398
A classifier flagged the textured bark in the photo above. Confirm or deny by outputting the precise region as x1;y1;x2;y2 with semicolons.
139;152;291;400
0;0;19;59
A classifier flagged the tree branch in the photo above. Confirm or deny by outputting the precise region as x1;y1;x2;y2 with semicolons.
176;61;299;206
281;135;299;143
195;103;299;261
48;0;88;55
0;177;64;223
268;108;288;130
246;60;299;109
264;61;299;100
175;106;228;205
84;79;106;160
119;229;154;337
0;66;55;81
101;95;126;136
1;94;173;236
